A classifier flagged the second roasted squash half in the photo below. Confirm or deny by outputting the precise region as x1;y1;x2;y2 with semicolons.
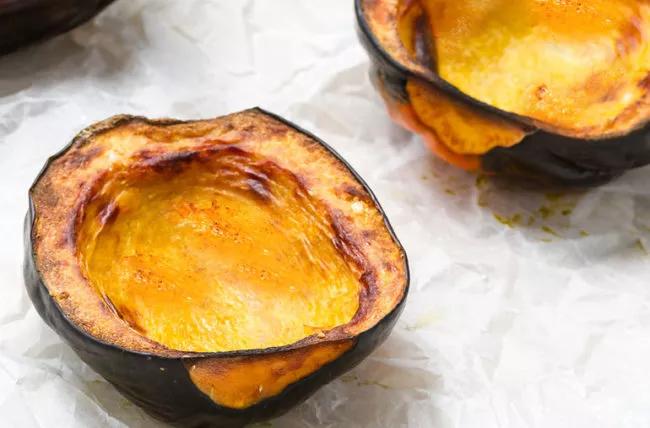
0;0;116;55
357;0;650;185
25;109;408;427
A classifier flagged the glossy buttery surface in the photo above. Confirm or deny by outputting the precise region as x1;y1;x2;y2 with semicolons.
78;152;361;353
420;0;650;133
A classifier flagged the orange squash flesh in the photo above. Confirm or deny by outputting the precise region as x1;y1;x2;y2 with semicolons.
187;341;354;409
391;1;528;159
78;152;361;353
382;90;481;170
396;0;423;57
32;111;407;355
416;0;650;137
27;111;409;423
406;79;527;156
359;0;650;185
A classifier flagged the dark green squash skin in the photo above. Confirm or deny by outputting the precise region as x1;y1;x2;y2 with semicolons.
23;109;409;428
356;0;650;187
482;128;650;187
0;0;116;55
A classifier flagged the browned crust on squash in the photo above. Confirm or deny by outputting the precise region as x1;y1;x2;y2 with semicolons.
29;109;408;359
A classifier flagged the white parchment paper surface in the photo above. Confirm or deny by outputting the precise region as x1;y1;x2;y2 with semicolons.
2;1;650;427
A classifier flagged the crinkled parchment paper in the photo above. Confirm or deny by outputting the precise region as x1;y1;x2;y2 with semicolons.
2;1;650;427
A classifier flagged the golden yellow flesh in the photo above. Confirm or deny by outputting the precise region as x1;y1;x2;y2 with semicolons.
188;341;353;409
406;79;526;155
421;0;650;133
78;153;361;353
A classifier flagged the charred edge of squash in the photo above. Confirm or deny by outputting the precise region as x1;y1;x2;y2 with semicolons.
26;108;410;416
356;0;650;142
72;144;374;353
31;110;408;356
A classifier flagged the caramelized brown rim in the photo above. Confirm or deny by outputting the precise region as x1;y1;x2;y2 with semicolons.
28;108;409;359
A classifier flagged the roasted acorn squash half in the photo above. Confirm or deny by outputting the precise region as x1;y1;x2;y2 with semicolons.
24;109;408;427
357;0;650;186
0;0;115;55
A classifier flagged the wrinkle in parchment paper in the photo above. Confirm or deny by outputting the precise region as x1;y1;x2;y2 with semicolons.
1;1;650;427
